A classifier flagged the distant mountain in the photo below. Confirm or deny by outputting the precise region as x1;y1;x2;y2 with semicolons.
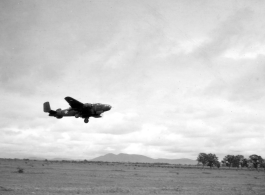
91;153;197;165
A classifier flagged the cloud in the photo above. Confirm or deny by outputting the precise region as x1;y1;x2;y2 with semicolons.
1;0;265;160
194;8;254;60
204;57;265;103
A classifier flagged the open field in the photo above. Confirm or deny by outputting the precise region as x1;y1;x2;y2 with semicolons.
0;159;265;195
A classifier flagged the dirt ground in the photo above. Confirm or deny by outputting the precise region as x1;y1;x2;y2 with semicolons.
0;159;265;195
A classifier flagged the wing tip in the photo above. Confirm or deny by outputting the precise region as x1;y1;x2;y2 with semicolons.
65;96;73;101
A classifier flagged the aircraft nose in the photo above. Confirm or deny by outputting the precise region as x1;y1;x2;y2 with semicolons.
105;105;112;111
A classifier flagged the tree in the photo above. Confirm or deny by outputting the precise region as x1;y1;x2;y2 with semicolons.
206;153;218;168
197;153;208;168
214;161;220;168
249;154;263;170
234;155;244;168
241;158;248;168
222;155;235;168
197;153;219;169
260;161;265;171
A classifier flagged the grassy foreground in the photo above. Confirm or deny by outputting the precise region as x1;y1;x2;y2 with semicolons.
0;159;265;195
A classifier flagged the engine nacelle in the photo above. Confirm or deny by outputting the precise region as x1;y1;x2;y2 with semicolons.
75;113;81;118
56;108;63;118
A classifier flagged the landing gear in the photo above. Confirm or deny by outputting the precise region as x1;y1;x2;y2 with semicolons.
84;118;89;123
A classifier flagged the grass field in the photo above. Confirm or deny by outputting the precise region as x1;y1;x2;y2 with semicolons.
0;159;265;195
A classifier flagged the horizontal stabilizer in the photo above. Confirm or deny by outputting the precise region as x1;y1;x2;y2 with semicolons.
48;110;57;116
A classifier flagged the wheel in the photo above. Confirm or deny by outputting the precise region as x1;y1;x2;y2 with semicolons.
84;118;89;123
75;114;79;118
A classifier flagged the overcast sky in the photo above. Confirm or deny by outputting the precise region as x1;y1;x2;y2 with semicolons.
1;0;265;160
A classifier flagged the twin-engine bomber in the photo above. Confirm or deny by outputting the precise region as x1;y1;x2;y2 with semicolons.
43;96;111;123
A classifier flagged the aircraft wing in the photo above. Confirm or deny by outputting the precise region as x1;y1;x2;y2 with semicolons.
65;96;84;110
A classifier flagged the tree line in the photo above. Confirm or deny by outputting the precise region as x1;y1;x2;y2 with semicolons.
197;153;265;170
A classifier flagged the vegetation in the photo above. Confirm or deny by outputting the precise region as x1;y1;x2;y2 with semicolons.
196;153;219;169
1;153;264;172
1;157;264;194
17;167;24;173
197;153;264;171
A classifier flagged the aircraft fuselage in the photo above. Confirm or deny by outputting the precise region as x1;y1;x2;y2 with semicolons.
44;97;111;123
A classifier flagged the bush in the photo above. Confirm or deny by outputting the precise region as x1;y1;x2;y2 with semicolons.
17;167;24;173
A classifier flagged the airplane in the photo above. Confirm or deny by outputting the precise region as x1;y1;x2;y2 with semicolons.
43;96;111;123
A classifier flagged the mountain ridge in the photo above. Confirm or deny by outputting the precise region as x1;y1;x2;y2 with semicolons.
91;153;197;165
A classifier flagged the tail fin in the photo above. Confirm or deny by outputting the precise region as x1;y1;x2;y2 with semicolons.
44;102;51;113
